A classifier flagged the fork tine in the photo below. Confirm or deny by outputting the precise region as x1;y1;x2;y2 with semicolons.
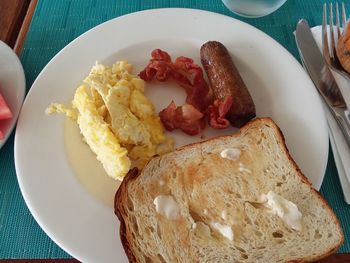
342;2;348;37
323;3;332;65
336;2;341;41
329;3;335;60
342;2;347;30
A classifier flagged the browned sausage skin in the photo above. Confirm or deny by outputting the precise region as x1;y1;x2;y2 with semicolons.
200;41;256;127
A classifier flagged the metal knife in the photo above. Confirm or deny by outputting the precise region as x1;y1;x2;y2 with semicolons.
295;19;350;148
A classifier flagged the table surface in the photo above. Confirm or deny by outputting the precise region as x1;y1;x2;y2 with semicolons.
0;0;350;261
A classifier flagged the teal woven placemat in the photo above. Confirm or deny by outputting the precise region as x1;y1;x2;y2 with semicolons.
1;0;349;259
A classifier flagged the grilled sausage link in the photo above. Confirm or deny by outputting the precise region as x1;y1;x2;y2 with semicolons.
200;41;256;127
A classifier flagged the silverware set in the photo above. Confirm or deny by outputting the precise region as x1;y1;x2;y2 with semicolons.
295;2;350;204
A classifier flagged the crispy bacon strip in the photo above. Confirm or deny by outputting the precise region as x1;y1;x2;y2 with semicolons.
139;49;211;112
159;101;205;136
140;49;232;135
208;95;233;129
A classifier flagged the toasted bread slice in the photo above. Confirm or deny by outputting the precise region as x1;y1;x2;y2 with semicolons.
115;118;343;263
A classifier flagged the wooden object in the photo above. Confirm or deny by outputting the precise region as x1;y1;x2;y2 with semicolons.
0;0;38;54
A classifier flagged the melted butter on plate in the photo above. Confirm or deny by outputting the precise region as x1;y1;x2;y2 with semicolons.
64;118;120;208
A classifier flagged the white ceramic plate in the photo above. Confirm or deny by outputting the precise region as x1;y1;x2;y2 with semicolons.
0;41;25;149
15;9;328;262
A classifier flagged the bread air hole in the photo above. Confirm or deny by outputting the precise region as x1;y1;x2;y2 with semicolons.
241;253;249;260
314;229;323;239
272;231;284;238
247;201;265;209
257;138;262;145
157;224;162;238
276;182;283;187
244;215;252;225
275;239;285;244
145;226;155;236
286;228;293;234
254;230;263;237
234;246;246;253
225;189;234;195
240;234;248;243
189;208;202;221
127;196;134;211
131;215;139;234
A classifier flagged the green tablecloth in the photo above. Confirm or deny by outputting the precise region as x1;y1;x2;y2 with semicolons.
0;0;349;259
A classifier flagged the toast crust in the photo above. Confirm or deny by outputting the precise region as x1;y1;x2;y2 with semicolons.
115;117;344;263
115;167;140;263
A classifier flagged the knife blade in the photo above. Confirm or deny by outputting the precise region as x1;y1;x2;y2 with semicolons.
295;19;350;148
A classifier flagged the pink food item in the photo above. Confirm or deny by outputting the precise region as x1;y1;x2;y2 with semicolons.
0;91;13;139
159;101;205;135
139;49;232;135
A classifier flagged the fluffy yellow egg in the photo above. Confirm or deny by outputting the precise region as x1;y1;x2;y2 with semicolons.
73;85;131;180
47;61;173;180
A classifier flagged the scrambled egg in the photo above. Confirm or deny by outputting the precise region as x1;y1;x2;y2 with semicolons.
47;61;173;181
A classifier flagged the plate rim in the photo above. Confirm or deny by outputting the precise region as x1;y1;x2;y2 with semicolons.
14;8;329;261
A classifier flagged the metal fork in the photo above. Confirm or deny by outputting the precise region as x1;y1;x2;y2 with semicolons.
322;2;350;111
322;2;347;66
